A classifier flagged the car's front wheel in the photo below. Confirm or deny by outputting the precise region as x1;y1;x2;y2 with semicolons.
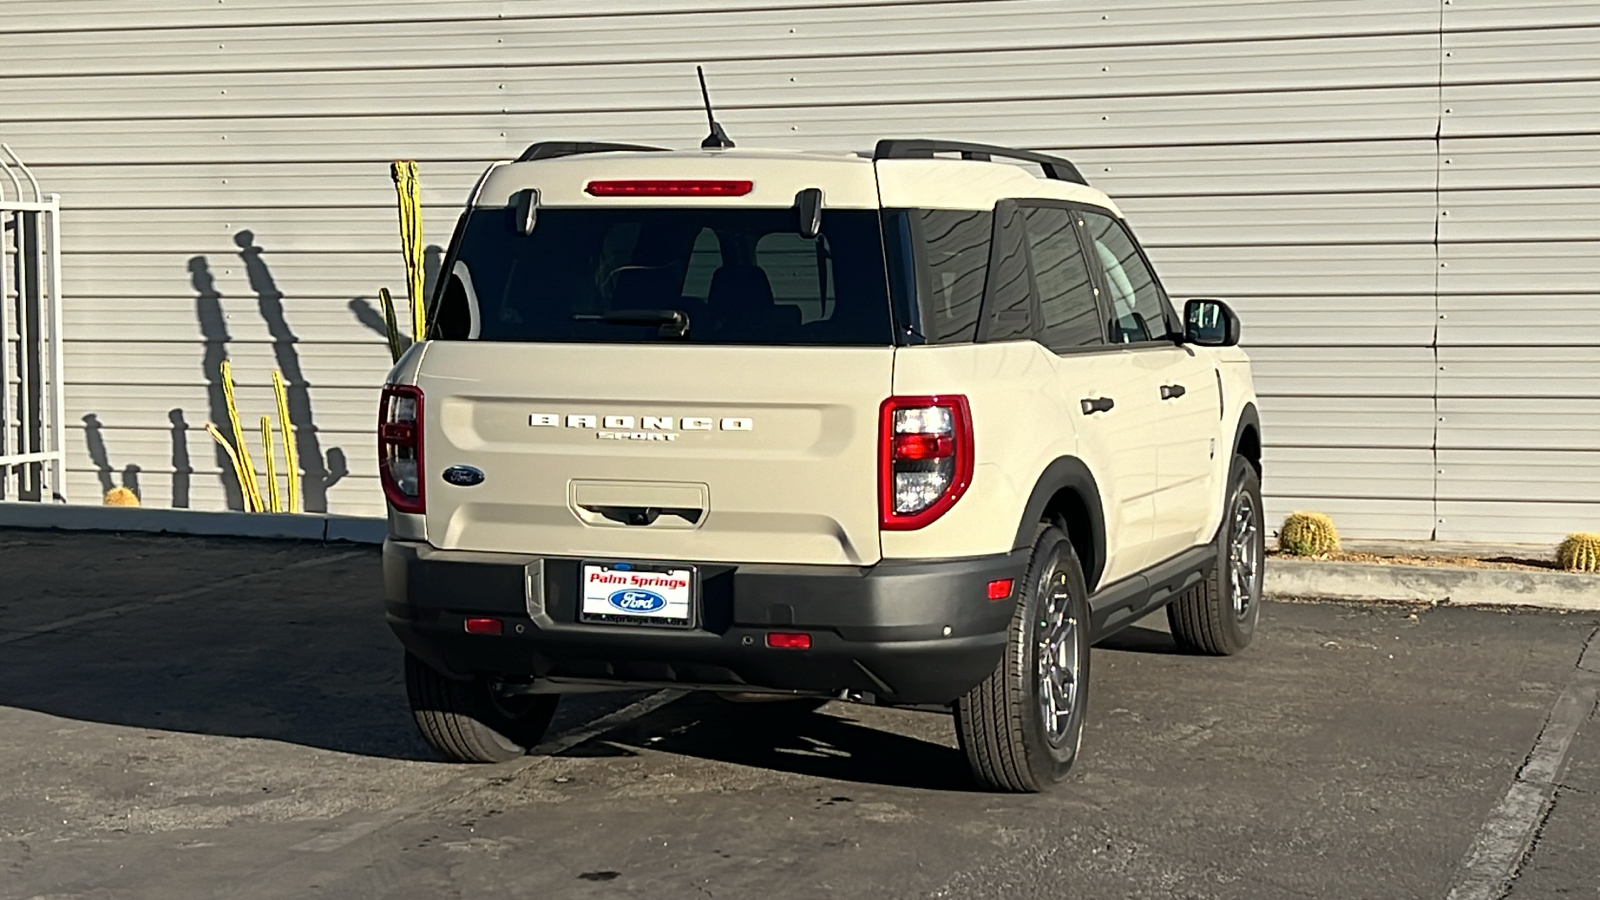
1167;453;1264;655
954;525;1092;793
404;652;559;763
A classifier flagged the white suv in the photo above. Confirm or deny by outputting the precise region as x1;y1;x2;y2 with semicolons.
381;137;1264;793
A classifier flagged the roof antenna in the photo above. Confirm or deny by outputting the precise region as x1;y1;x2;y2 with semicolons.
697;66;735;150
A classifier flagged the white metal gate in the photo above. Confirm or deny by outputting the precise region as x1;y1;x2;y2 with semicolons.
0;143;65;502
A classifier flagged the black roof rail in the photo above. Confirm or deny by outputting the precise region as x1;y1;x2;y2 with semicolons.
516;141;669;162
872;139;1088;186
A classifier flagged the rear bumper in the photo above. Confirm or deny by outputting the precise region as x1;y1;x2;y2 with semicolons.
383;540;1028;706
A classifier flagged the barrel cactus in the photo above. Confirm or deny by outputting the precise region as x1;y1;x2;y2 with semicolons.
1556;533;1600;573
103;486;139;507
1279;512;1340;557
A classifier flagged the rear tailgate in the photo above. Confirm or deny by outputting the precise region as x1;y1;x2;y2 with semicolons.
416;341;892;565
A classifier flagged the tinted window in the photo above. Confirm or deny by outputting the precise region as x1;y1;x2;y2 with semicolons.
1081;211;1174;343
757;231;836;324
1020;206;1101;351
910;209;989;342
435;207;892;345
981;204;1033;342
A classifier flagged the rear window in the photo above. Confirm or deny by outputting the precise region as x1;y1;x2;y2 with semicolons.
432;206;894;345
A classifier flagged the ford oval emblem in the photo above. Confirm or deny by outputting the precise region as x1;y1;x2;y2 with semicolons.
608;589;667;614
441;465;485;487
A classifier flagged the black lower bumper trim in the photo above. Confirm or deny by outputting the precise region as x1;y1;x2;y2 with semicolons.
384;541;1027;706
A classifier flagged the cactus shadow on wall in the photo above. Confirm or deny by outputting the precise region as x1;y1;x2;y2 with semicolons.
188;236;344;513
188;256;247;511
235;229;341;508
79;413;145;502
81;413;116;497
347;243;443;348
168;408;192;508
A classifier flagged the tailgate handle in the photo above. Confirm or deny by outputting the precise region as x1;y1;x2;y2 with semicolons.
580;504;703;527
569;480;710;530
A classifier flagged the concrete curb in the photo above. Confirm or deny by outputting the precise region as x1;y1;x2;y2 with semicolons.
1266;559;1600;612
0;502;385;545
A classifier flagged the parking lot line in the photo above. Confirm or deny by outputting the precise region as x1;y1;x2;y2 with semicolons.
0;549;367;646
1444;627;1600;900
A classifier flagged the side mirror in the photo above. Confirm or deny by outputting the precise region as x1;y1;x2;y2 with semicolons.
795;187;823;239
1184;298;1240;347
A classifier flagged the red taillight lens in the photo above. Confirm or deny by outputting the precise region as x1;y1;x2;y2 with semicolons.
891;432;955;461
879;395;973;531
987;579;1014;601
585;179;754;197
379;384;424;514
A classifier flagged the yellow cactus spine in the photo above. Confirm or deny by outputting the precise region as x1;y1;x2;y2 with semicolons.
261;416;282;513
390;160;425;343
1279;511;1341;557
204;421;256;512
273;370;299;514
1556;533;1600;573
219;360;263;512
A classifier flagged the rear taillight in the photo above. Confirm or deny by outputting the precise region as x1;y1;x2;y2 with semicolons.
879;395;973;530
379;384;424;514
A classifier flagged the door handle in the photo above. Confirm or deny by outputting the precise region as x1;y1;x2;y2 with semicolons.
1080;397;1115;415
1160;384;1187;400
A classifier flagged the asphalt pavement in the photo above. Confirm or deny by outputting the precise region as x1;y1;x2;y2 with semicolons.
1;529;1597;900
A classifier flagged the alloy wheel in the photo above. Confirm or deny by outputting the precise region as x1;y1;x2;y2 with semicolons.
1036;569;1081;747
1229;489;1262;618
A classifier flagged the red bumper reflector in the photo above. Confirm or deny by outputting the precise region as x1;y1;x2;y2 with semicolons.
464;617;504;635
765;632;812;650
987;579;1014;601
585;179;753;197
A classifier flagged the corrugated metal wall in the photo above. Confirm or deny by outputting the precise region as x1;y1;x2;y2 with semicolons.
2;0;1596;541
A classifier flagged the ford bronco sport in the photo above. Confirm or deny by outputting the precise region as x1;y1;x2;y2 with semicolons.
382;136;1264;793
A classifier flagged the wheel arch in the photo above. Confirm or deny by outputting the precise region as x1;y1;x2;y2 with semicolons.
1013;457;1107;593
1232;402;1262;477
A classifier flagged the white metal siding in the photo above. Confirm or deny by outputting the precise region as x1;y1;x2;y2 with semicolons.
1;0;1595;542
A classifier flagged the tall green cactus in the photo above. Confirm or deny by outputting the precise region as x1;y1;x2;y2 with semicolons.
1556;533;1600;573
1279;512;1341;557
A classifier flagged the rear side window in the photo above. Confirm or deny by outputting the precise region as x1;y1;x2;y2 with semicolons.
906;209;990;342
1081;210;1174;343
890;207;1035;345
434;206;893;345
1020;206;1101;351
980;203;1033;342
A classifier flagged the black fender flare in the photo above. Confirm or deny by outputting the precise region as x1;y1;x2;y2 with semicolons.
1012;456;1107;592
1230;402;1262;470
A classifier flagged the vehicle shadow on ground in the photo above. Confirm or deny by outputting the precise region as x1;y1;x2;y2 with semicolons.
1095;623;1181;655
0;540;438;761
559;693;979;792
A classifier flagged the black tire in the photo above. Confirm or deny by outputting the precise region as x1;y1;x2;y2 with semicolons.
1167;454;1264;655
404;652;559;763
954;526;1092;793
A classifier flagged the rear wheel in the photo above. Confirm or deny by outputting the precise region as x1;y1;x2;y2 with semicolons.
1167;454;1263;655
404;652;559;763
954;525;1091;793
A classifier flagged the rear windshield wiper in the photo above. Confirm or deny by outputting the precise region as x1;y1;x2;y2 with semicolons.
573;309;690;337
